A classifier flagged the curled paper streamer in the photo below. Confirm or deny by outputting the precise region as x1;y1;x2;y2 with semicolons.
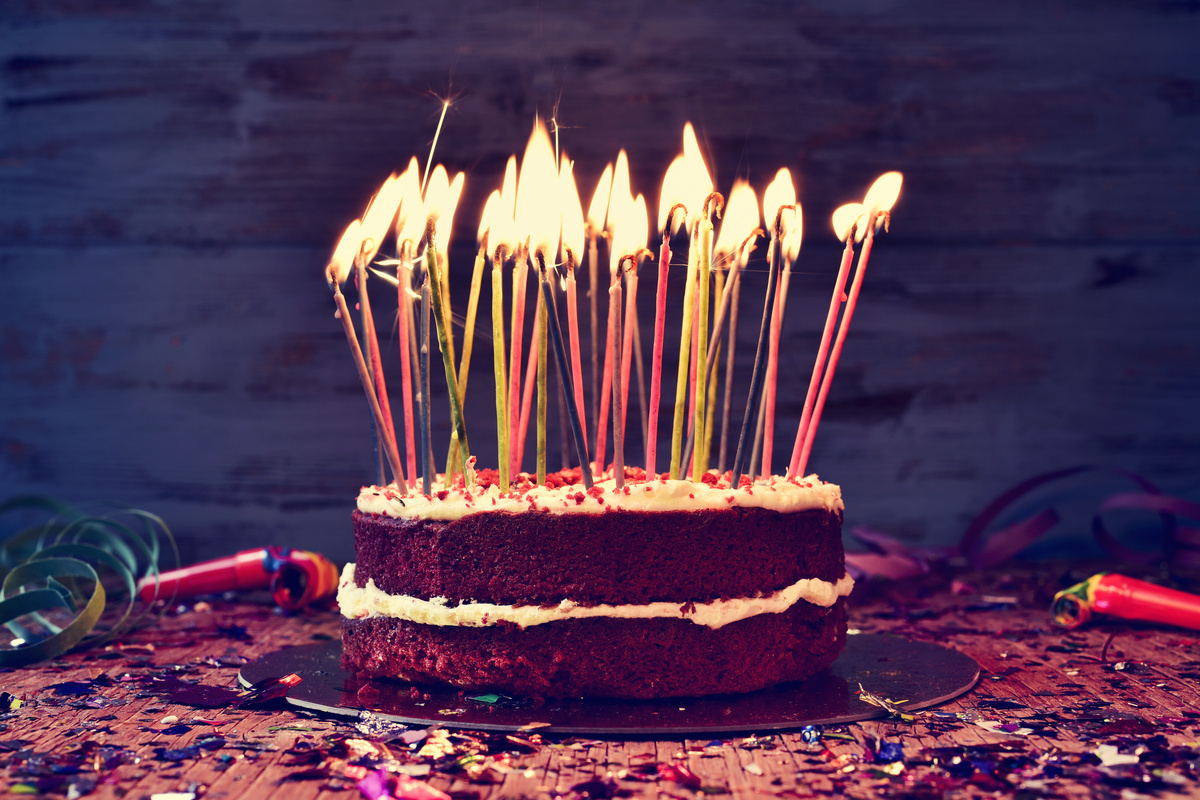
0;496;179;668
846;466;1200;581
959;466;1200;570
844;526;946;583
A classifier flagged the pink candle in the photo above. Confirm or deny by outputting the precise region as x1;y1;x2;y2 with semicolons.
515;291;542;475
593;269;618;477
795;222;878;477
329;276;407;492
610;263;626;489
645;211;680;478
686;285;700;440
508;255;528;476
357;255;397;452
788;236;855;478
396;249;418;482
565;256;588;445
619;259;640;440
760;254;787;478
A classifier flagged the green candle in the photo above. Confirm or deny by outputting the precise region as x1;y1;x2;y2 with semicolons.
692;193;721;481
422;220;472;488
669;221;700;479
444;238;488;481
491;248;510;492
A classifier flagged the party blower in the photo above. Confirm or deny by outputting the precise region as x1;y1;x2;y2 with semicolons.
1051;572;1200;631
136;547;340;611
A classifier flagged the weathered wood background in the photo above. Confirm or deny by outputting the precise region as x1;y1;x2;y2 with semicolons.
2;1;1199;563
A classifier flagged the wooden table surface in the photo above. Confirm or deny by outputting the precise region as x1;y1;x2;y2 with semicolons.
3;562;1199;799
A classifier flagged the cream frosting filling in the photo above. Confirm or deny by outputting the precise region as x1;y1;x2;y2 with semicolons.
358;474;842;520
337;563;854;630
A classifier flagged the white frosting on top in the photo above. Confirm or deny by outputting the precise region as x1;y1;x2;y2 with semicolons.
358;474;842;520
338;563;854;630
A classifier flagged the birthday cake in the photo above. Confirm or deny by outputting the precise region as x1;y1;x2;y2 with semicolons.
337;470;852;699
325;120;900;699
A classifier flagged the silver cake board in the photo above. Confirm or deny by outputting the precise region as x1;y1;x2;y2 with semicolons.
238;632;979;736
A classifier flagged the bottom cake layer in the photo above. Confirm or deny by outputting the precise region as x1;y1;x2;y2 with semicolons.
340;598;848;699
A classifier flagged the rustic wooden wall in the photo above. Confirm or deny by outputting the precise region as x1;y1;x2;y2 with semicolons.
3;1;1199;564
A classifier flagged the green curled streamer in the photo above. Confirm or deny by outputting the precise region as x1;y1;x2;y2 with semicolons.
30;544;138;647
0;497;179;668
0;558;106;667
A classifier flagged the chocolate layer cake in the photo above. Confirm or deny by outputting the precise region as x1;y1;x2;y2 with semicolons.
338;472;852;699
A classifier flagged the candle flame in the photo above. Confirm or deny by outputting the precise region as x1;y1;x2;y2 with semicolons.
682;124;713;228
514;119;560;259
587;163;614;233
501;155;518;217
607;151;635;272
714;180;760;264
559;155;586;266
327;218;362;285
763;168;801;264
658;155;689;236
360;173;404;264
479;189;502;244
832;202;865;243
395;158;425;248
631;194;649;264
657;124;714;236
863;171;903;222
489;155;519;258
424;164;465;242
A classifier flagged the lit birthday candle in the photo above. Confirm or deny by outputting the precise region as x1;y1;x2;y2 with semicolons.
594;151;633;477
679;180;760;474
794;172;902;478
559;156;590;449
713;181;760;474
619;193;649;446
488;168;519;491
731;191;789;486
757;168;801;479
393;159;424;483
423;165;465;372
325;220;407;491
421;168;471;488
509;122;557;476
512;120;560;482
356;173;404;484
586;164;614;446
536;252;593;488
787;201;862;479
648;152;688;477
424;165;468;482
691;190;722;481
476;190;507;491
669;124;714;479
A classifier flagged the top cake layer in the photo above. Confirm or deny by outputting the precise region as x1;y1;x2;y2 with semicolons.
358;473;843;520
351;473;846;608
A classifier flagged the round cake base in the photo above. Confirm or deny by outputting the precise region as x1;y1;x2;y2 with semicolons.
238;633;978;736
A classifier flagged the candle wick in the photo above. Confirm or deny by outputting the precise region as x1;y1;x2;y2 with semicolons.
703;192;724;222
663;203;687;239
772;205;796;240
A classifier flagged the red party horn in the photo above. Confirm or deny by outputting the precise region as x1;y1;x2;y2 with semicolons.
137;547;340;611
1051;572;1200;630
